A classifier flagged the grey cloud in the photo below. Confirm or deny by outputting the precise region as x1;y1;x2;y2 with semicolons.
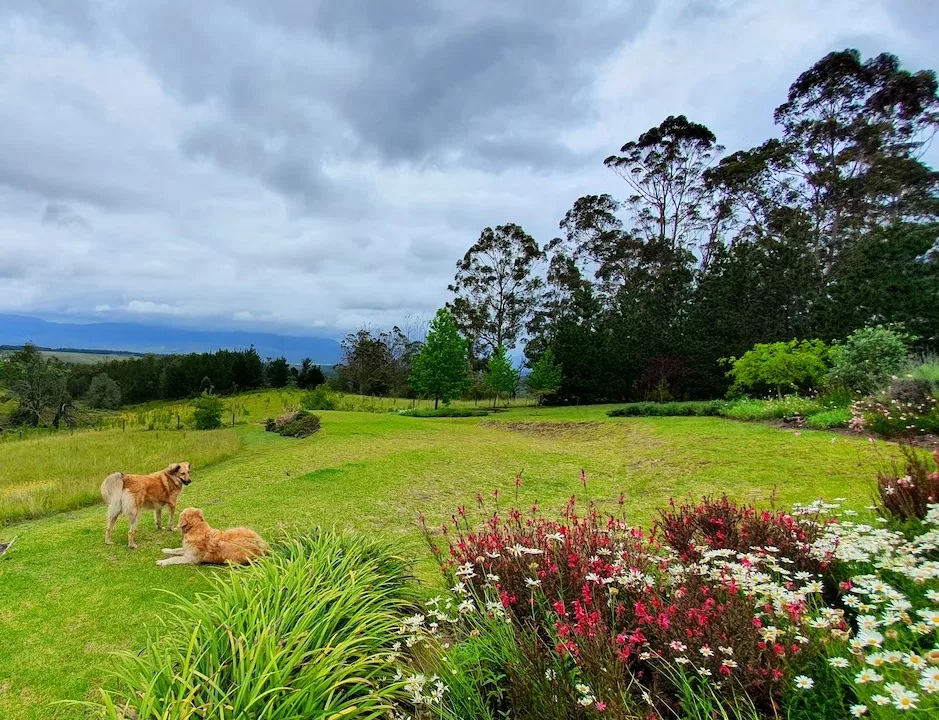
42;202;90;228
0;0;937;336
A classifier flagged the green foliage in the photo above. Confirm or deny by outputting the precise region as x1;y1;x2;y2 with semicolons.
399;407;490;418
69;346;265;405
804;408;852;429
724;339;829;398
409;308;471;408
265;355;291;388
84;373;121;409
608;401;728;417
91;530;420;720
300;384;339;411
484;345;519;406
907;354;939;389
721;396;823;420
265;410;322;438
525;348;562;403
827;325;910;395
295;358;326;390
192;392;224;430
521;49;939;403
438;614;571;720
0;344;72;427
333;327;418;397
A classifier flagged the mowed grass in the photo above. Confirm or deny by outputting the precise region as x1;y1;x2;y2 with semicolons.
0;405;895;719
0;429;241;525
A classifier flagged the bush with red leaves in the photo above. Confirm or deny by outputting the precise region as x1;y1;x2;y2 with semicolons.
876;446;939;521
653;494;831;576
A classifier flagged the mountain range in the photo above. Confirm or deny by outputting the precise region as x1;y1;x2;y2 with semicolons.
0;314;342;364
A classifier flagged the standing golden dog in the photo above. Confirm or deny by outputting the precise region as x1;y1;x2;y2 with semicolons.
101;462;191;548
157;508;268;566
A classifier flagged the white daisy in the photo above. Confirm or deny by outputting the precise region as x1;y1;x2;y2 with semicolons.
794;675;815;690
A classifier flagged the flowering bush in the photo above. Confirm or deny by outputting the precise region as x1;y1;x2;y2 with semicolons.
420;490;843;717
876;447;939;522
655;495;832;577
795;501;939;717
854;396;939;438
416;478;939;720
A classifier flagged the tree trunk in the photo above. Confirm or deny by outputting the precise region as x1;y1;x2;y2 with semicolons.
435;397;439;410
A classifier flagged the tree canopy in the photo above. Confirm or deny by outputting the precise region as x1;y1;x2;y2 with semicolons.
409;309;470;409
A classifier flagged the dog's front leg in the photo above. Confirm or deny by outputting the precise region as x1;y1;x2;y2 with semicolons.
156;554;198;567
161;547;185;556
155;508;163;530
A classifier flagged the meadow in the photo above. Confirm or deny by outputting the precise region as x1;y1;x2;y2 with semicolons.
0;396;900;719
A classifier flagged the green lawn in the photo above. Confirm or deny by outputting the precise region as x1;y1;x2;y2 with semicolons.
0;405;892;719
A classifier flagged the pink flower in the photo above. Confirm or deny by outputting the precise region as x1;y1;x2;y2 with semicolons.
596;701;607;711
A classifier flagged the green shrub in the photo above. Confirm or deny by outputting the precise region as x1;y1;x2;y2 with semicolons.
826;325;910;395
191;392;224;430
722;396;823;421
265;409;322;437
300;384;339;411
607;401;727;417
723;339;829;398
93;530;421;719
400;407;490;418
804;408;852;429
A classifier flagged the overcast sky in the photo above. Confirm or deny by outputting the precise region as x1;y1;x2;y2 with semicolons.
1;0;937;339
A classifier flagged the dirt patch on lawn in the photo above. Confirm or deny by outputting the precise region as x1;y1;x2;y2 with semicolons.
482;420;625;441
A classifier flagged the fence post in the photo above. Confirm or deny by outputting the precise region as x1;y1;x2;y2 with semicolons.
232;411;235;427
122;419;125;432
177;413;180;430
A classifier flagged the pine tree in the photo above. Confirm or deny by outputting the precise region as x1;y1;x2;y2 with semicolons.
409;309;470;409
526;348;563;405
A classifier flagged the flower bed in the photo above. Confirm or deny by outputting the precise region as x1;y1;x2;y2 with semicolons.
413;472;939;719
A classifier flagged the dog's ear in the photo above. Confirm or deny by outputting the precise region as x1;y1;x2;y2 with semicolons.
179;508;199;532
166;463;181;475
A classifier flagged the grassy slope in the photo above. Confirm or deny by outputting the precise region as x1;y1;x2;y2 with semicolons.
0;430;242;525
0;406;890;719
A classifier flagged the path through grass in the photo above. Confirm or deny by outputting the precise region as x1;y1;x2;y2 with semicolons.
0;406;893;719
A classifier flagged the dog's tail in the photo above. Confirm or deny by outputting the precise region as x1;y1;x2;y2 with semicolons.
100;472;126;507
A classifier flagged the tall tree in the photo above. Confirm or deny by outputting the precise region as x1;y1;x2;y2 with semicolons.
296;358;326;390
448;223;544;359
333;327;418;397
265;356;291;388
484;346;519;407
604;114;723;254
708;50;939;280
409;309;470;409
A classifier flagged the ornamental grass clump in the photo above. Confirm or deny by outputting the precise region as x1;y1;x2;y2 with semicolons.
90;530;431;720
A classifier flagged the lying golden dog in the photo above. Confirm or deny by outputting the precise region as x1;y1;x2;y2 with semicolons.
101;462;192;548
157;508;268;567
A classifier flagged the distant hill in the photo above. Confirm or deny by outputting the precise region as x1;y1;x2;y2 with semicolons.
0;315;342;364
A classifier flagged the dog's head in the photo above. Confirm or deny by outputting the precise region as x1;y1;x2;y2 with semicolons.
178;507;205;534
167;462;192;485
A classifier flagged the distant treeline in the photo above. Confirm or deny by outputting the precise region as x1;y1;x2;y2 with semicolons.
69;347;326;405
